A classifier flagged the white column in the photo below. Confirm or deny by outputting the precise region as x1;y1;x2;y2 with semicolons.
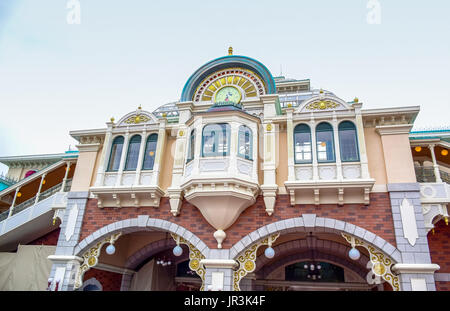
332;114;343;181
8;187;21;218
309;117;319;181
286;108;295;181
354;105;370;179
428;144;442;183
229;121;239;176
60;162;72;192
116;130;130;187
35;173;47;204
134;127;147;185
190;118;203;178
95;122;114;187
263;121;277;185
151;120;167;185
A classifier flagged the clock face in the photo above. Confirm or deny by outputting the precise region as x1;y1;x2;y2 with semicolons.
214;86;242;105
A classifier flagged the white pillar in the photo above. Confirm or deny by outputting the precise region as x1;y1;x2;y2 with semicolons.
8;187;21;218
60;162;72;192
286;108;295;181
116;130;130;187
35;173;47;204
134;127;147;185
354;104;370;179
428;144;442;183
151;119;167;186
309;117;319;181
332;114;343;181
95;122;114;187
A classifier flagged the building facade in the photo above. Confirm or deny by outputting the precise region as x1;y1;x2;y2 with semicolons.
0;49;449;291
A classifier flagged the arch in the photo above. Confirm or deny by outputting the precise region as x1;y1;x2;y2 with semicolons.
74;216;210;258
254;239;370;279
260;251;368;282
338;120;360;162
229;215;401;264
80;277;103;291
294;123;312;164
180;55;276;102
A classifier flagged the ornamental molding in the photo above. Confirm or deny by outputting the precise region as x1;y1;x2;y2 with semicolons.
375;124;414;136
233;233;280;291
399;198;419;246
116;108;159;127
296;95;351;114
391;263;440;274
341;233;400;291
74;232;122;290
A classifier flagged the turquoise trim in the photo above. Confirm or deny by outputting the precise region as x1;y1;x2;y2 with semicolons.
181;55;276;102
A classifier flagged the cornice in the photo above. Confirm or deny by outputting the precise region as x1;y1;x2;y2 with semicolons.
375;124;414;136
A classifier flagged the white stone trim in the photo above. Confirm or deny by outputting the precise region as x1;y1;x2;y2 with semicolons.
392;263;440;274
200;259;239;269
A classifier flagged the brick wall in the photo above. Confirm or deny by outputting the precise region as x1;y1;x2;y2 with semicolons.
83;268;122;291
436;282;450;291
78;193;395;249
428;219;450;273
28;228;61;246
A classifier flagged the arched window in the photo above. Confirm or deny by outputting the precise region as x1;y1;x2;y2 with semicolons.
187;129;195;163
202;123;230;157
316;122;335;162
142;134;158;170
125;135;142;171
294;124;312;163
238;125;252;160
107;136;124;171
339;121;360;162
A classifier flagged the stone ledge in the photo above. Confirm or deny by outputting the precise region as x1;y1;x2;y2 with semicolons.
392;263;440;274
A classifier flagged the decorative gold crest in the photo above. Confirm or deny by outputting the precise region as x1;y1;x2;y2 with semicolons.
306;100;339;111
124;114;150;124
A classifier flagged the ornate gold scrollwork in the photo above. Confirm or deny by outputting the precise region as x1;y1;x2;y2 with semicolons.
306;100;339;111
170;233;206;291
341;233;400;291
124;114;150;124
233;233;280;291
74;232;122;290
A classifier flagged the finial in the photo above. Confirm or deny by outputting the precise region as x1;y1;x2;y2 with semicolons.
354;97;359;103
228;46;233;55
110;117;115;122
138;105;142;110
319;89;324;94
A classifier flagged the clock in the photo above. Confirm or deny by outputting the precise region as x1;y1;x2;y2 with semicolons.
214;86;242;105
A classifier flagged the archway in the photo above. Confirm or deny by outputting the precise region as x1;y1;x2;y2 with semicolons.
73;216;210;291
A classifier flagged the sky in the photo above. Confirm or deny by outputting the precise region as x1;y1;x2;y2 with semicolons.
0;0;449;174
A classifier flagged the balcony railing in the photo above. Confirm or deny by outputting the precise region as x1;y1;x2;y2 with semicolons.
0;179;72;222
415;167;450;184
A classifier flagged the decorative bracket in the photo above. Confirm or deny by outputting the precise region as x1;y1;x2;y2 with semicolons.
233;233;280;291
170;233;206;290
341;233;400;291
74;232;122;290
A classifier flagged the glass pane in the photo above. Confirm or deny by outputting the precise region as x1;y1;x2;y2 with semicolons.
339;129;359;161
202;124;230;156
187;130;195;161
316;131;335;162
125;136;141;170
108;138;124;171
143;136;158;170
294;132;312;163
238;126;252;159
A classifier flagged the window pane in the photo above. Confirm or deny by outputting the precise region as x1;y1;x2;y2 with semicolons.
238;126;252;160
202;124;230;156
143;134;158;170
316;129;335;162
339;128;359;162
125;136;141;170
108;137;124;171
187;130;195;162
294;131;312;163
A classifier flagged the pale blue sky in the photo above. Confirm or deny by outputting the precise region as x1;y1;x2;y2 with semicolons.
0;0;449;174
